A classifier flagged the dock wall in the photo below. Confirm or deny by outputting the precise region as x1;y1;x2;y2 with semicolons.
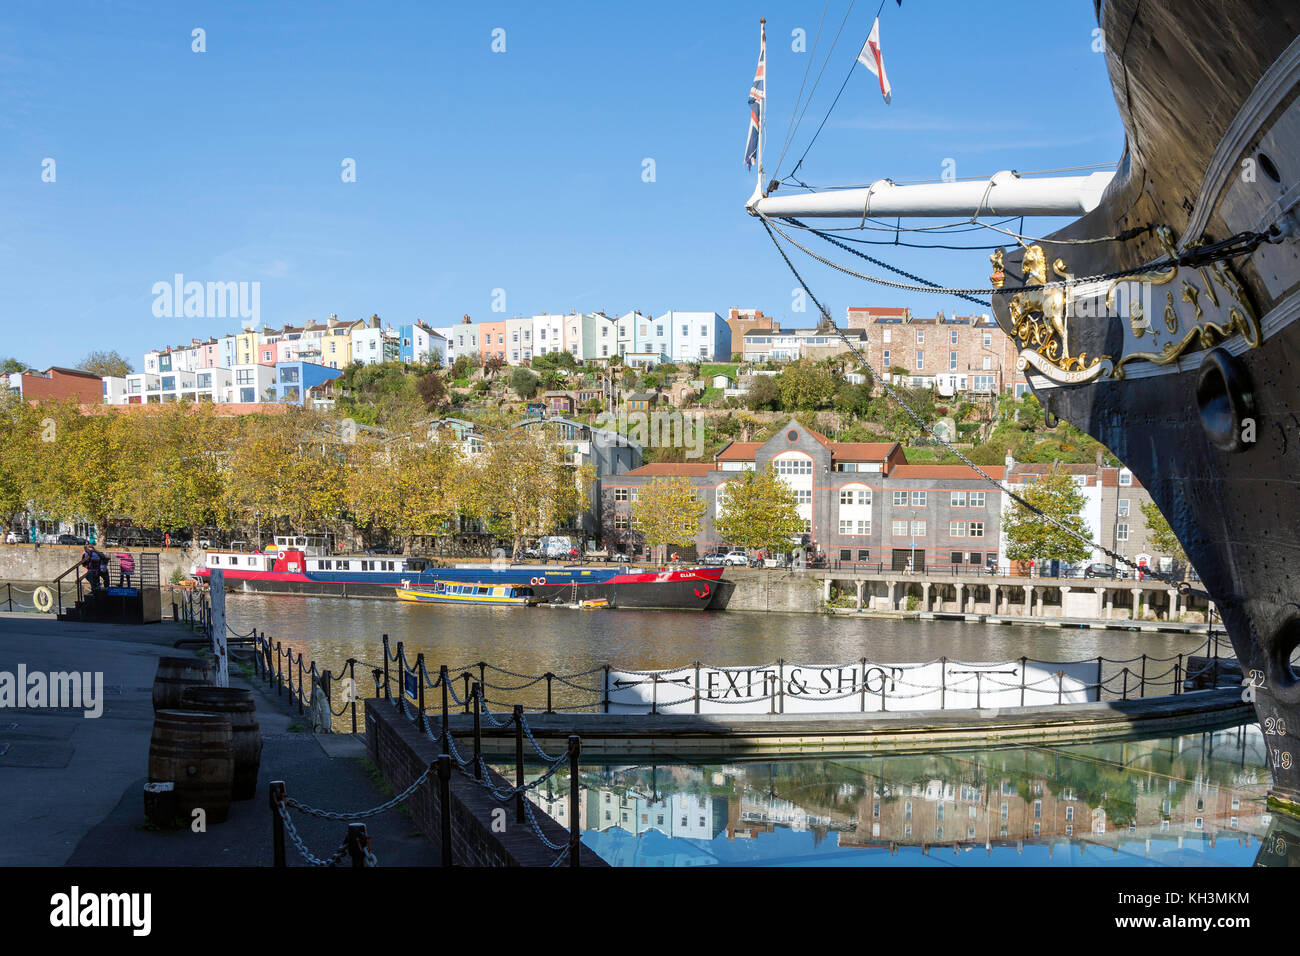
365;700;608;867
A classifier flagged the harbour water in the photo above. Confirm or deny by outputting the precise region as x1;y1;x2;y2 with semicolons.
516;725;1273;868
225;593;1210;681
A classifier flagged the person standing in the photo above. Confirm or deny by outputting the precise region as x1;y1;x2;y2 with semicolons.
117;551;134;587
81;545;99;591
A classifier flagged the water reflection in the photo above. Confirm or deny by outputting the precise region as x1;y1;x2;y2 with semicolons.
502;723;1278;867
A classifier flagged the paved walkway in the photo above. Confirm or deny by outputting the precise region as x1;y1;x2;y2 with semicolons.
0;612;438;866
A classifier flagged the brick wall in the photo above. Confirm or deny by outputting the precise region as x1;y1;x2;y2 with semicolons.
365;700;608;867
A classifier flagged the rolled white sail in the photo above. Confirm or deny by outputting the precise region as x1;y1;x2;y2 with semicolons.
748;170;1114;219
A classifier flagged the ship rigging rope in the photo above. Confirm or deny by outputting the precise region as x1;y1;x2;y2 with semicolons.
758;215;1195;588
762;213;1277;301
773;0;830;174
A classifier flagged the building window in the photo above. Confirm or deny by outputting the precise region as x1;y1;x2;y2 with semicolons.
950;521;966;537
969;521;984;538
969;492;986;507
1117;523;1129;541
951;551;963;564
982;355;992;370
950;329;959;345
949;351;958;370
892;491;908;506
857;520;870;535
1034;800;1042;819
1118;498;1130;516
910;520;926;536
983;332;992;347
882;329;891;343
916;329;925;344
1119;469;1132;486
882;349;891;366
794;489;812;504
774;458;813;475
613;515;629;530
1065;806;1074;821
915;350;924;369
951;491;967;507
891;519;908;537
613;488;628;501
911;491;927;507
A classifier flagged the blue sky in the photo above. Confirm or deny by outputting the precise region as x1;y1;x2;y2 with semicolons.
1;1;1124;370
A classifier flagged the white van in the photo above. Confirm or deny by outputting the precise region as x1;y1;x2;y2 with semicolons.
538;535;575;559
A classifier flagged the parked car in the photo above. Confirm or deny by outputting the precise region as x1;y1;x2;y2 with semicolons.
699;552;727;567
4;531;18;544
1084;563;1117;578
723;551;749;566
56;534;87;546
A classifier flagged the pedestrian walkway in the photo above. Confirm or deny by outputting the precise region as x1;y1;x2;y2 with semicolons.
0;613;438;866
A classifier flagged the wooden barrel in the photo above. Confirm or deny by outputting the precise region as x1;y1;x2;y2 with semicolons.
147;710;234;825
152;657;216;711
180;686;262;800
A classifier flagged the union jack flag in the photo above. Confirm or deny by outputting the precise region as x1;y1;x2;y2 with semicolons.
744;35;765;170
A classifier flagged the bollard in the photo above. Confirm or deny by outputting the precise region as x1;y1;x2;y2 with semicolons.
1121;667;1130;701
437;756;453;867
545;673;555;714
472;682;483;780
416;654;427;733
514;704;525;824
478;661;486;695
440;665;451;755
568;735;582;868
345;823;369;868
270;781;287;868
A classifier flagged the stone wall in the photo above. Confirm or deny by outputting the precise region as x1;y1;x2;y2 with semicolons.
365;700;608;867
0;544;195;585
712;567;823;612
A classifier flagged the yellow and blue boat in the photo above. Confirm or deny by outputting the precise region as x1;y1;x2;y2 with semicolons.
394;580;542;606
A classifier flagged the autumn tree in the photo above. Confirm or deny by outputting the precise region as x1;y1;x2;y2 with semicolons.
347;427;458;549
745;374;782;411
630;476;707;562
454;427;591;554
713;468;803;554
1002;467;1092;572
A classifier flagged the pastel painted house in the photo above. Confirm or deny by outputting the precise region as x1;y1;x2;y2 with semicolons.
269;362;344;406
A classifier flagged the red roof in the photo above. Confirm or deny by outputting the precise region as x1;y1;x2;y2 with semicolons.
830;442;897;460
889;465;1005;480
621;463;717;477
715;442;764;461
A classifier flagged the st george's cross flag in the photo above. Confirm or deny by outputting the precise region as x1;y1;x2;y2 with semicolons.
744;32;766;169
857;17;891;104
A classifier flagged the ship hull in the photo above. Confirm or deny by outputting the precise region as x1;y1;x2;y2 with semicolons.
988;1;1300;802
195;564;722;611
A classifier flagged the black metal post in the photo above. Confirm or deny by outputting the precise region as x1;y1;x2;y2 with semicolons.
478;661;486;694
1121;667;1129;701
276;641;283;695
568;735;582;868
381;634;391;700
348;659;358;734
1175;654;1183;695
296;654;304;715
472;682;483;780
603;665;611;714
1019;656;1028;708
395;642;407;717
514;704;525;824
1096;657;1103;702
462;673;471;714
269;781;286;868
440;665;450;755
1140;654;1147;698
416;653;427;733
346;823;368;868
545;673;554;714
437;756;453;867
861;657;868;712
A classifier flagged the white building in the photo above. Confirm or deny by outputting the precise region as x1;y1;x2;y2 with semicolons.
532;314;565;357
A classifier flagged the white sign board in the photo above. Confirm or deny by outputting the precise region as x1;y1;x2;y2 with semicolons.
606;659;1097;715
209;570;228;688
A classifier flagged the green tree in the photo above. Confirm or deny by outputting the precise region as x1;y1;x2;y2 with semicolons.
1002;467;1092;571
713;468;803;553
1139;500;1186;563
833;382;873;417
745;375;782;411
415;370;446;410
76;350;134;378
778;360;838;409
0;357;26;374
510;368;540;399
630;476;707;561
